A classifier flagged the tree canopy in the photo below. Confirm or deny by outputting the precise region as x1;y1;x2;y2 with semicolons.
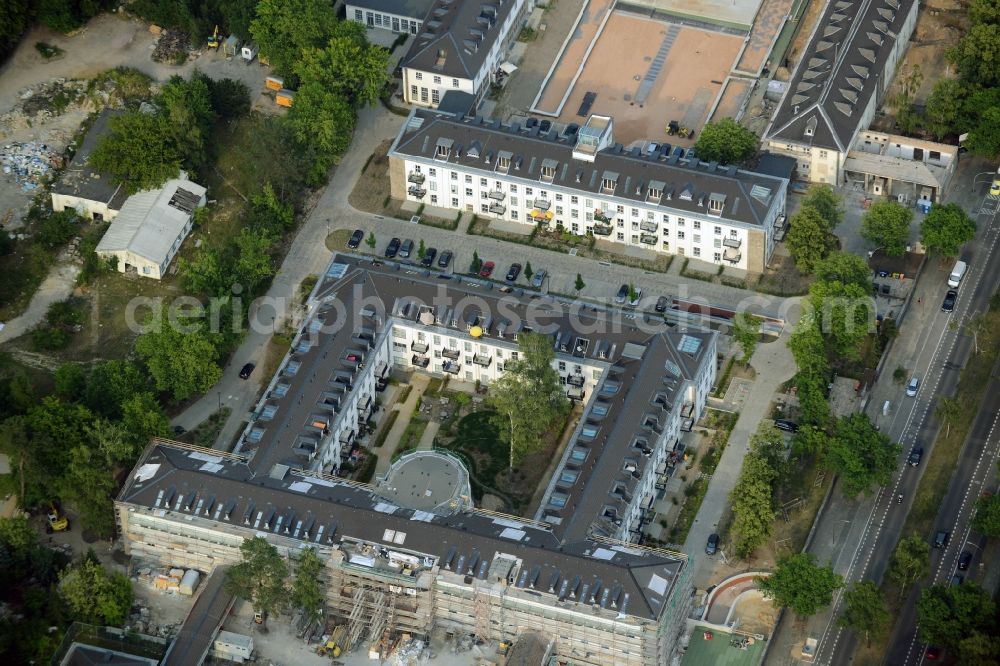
250;0;339;78
861;201;912;256
787;206;838;273
692;118;759;165
292;547;325;625
814;251;872;290
730;423;785;557
802;185;845;230
225;537;289;623
756;553;843;616
90;111;181;194
972;494;1000;537
917;583;996;654
134;306;223;402
825;413;900;497
489;332;570;470
838;581;888;647
887;534;929;589
732;313;762;365
920;203;976;257
807;279;873;360
59;555;133;626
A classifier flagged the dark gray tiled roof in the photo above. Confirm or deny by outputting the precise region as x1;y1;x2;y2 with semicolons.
392;109;785;228
347;0;435;20
401;0;520;79
51;108;127;209
766;0;917;152
61;644;158;666
120;441;685;622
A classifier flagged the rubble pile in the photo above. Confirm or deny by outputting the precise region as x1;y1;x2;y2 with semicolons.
152;30;191;63
1;141;62;191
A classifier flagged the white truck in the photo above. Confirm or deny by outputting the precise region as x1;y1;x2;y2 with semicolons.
948;260;967;288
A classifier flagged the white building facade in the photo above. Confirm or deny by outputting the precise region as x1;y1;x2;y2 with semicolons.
391;111;788;272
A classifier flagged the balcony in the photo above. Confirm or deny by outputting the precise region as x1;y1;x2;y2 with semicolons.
593;211;611;223
488;202;506;216
473;354;492;367
407;172;425;184
639;220;658;233
442;361;461;375
533;199;551;212
529;209;553;223
724;248;742;263
567;386;585;400
567;374;585;387
441;348;461;360
723;237;742;248
408;186;427;199
411;341;429;353
592;223;613;236
411;354;430;368
681;402;694;418
639;233;657;245
488;190;505;201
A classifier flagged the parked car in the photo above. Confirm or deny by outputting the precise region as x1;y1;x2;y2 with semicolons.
958;551;972;571
347;229;364;249
933;530;950;548
991;178;1000;196
951;574;964;586
399;239;414;258
906;376;920;397
173;425;186;436
505;263;522;281
941;289;957;312
628;287;642;307
925;647;941;660
531;269;547;288
437;250;453;268
479;261;495;278
908;447;923;466
384;237;401;258
655;295;670;313
774;419;798;433
705;533;720;555
239;362;255;379
615;284;629;304
421;247;437;267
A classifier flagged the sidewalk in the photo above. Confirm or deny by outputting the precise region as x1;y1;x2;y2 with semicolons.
683;327;798;585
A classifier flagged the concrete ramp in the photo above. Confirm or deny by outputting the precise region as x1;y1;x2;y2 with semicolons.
161;567;235;666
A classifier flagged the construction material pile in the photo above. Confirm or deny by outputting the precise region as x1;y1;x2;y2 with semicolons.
153;29;190;64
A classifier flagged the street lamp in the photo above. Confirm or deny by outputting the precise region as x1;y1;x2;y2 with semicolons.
218;391;222;413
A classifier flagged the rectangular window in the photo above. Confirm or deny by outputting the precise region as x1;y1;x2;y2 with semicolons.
693;234;701;243
481;204;489;213
433;75;441;84
678;218;685;226
452;78;459;87
677;231;685;239
511;210;518;219
465;174;472;183
555;206;563;215
693;220;701;230
428;168;436;177
510;184;517;193
555;193;563;202
410;85;417;98
451;198;458;207
480;178;487;186
714;225;722;234
355;9;363;20
693;247;701;257
510;196;518;206
415;72;422;80
431;89;440;104
571;196;579;204
714;252;721;261
525;187;533;195
430;195;438;203
420;87;428;102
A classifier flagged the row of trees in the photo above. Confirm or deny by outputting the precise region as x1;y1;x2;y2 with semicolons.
729;423;785;557
861;201;976;258
225;536;324;626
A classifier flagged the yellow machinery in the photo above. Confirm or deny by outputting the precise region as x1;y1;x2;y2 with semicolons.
316;626;345;657
46;503;69;533
207;25;221;49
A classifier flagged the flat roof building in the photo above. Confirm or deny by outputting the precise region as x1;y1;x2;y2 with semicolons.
117;255;719;665
346;0;435;34
389;108;788;272
95;178;206;280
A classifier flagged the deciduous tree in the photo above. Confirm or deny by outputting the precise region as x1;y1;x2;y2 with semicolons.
250;0;339;78
787;206;837;273
814;252;872;290
920;203;976;257
756;553;843;617
838;581;888;647
972;494;1000;538
825;413;900;497
917;583;996;652
861;201;912;256
90;110;180;194
730;423;784;557
948;24;1000;88
59;556;133;626
808;279;873;360
134;308;223;403
693;118;758;165
225;537;289;624
887;535;929;589
83;360;149;419
802;185;845;230
489;332;570;472
731;312;762;365
285;81;357;183
59;445;116;536
292;547;325;625
935;396;961;437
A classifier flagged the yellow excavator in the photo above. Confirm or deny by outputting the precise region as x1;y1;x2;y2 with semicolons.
207;25;221;50
46;503;69;534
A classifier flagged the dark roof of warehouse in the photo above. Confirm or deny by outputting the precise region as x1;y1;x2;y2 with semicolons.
51;108;128;209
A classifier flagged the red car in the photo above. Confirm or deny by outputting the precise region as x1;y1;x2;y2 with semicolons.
925;647;941;660
479;261;495;277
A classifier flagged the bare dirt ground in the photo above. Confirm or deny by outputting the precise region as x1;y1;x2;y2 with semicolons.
735;0;793;74
0;13;280;228
544;12;742;145
773;0;825;82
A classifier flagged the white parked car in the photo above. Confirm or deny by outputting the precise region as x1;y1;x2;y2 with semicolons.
906;376;920;397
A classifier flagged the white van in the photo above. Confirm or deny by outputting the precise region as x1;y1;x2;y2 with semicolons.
948;260;967;288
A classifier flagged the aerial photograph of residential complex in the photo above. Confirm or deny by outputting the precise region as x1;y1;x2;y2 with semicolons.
0;0;998;664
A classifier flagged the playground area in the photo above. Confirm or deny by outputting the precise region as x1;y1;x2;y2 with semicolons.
532;9;743;146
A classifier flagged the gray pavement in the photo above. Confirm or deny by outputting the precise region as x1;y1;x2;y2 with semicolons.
683;328;798;584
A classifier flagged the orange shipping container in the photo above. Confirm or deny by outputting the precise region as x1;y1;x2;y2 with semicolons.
265;76;283;91
276;89;295;108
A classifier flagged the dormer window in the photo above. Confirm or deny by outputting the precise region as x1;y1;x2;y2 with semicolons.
601;171;618;194
435;138;453;160
496;150;512;173
708;193;726;217
540;158;558;183
679;184;694;201
647;180;665;203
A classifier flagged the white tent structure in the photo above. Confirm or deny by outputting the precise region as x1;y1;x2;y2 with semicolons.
96;178;206;280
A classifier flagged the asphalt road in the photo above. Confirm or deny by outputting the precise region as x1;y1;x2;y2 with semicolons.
820;192;1000;664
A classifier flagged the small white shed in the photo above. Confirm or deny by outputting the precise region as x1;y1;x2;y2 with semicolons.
241;42;259;63
178;569;200;595
212;631;254;663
